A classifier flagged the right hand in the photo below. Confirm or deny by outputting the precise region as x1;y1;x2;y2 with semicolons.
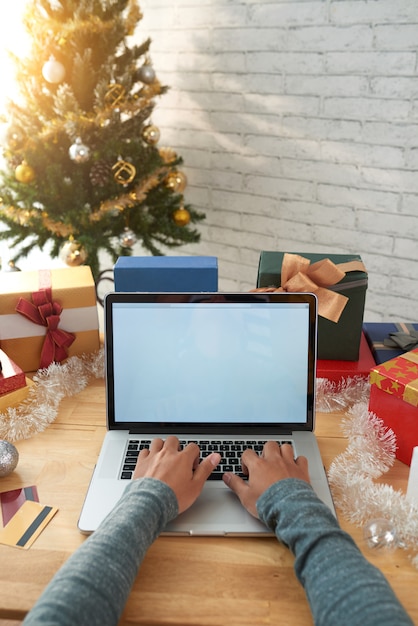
222;442;310;518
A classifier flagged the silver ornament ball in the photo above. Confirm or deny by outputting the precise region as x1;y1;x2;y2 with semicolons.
0;441;19;477
69;137;91;163
363;518;398;551
119;227;137;248
138;64;156;84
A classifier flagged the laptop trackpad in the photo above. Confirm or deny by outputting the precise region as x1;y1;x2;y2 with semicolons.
163;485;268;535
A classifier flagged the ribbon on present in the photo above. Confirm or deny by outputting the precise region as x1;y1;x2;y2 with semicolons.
254;253;366;323
384;329;418;352
14;270;75;369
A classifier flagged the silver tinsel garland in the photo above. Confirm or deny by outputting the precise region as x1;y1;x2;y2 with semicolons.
317;377;418;570
0;349;104;441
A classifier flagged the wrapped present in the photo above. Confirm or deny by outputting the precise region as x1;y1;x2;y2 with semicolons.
0;267;100;372
363;322;418;365
369;349;418;466
0;349;26;395
0;377;35;412
317;333;375;382
114;256;218;292
256;252;368;360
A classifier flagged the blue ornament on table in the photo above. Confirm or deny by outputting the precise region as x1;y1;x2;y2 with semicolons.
0;441;19;477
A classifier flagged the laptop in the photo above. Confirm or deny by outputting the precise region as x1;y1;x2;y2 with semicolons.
78;291;335;535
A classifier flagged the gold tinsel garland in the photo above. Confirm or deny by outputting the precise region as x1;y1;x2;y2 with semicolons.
1;164;170;236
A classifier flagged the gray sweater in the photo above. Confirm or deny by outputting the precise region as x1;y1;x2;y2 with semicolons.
23;478;413;626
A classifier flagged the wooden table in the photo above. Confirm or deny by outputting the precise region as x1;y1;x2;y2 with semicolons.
0;378;417;626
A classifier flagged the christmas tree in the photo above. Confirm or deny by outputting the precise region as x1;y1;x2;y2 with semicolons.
0;0;204;280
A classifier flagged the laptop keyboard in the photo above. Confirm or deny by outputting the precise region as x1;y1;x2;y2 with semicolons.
119;438;293;480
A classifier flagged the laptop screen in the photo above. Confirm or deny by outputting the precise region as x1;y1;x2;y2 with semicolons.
105;292;317;435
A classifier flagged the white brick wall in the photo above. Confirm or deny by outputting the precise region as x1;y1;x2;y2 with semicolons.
135;0;418;322
2;0;416;323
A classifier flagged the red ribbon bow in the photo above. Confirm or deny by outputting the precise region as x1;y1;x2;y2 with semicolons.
15;287;75;369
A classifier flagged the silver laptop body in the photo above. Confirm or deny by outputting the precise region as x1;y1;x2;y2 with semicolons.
78;292;335;535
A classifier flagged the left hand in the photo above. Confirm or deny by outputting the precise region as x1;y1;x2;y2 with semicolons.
133;436;221;514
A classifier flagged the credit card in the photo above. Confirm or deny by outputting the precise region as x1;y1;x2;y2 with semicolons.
0;500;58;549
0;485;39;526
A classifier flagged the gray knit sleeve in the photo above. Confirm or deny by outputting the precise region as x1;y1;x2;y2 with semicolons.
23;477;178;626
257;478;413;626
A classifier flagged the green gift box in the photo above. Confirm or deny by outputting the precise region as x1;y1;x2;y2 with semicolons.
256;252;368;360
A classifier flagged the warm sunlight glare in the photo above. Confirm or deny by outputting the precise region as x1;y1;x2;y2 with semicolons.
0;0;31;114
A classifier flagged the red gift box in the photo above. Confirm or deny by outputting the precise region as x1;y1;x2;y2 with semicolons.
369;348;418;465
316;333;375;382
0;349;26;396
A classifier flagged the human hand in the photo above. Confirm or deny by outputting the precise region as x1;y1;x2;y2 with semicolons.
133;436;221;514
223;442;310;518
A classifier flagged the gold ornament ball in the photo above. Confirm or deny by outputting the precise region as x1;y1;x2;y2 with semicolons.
60;239;88;267
15;161;35;183
142;124;160;145
166;171;187;193
173;207;191;226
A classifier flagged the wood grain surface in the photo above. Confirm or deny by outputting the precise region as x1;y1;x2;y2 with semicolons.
0;378;416;625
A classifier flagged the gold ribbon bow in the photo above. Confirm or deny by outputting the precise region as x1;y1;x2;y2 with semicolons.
255;253;366;323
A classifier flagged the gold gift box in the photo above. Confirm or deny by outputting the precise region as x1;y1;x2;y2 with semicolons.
0;377;35;412
0;267;100;372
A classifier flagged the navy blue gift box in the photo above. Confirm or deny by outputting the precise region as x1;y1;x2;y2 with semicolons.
363;322;418;365
114;256;218;292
